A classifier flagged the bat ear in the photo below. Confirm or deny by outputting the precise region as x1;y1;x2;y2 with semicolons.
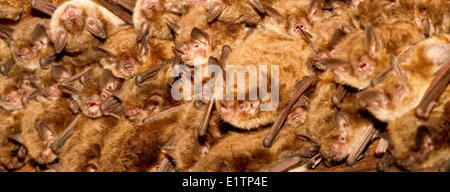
308;0;323;22
206;0;224;22
334;111;349;129
164;1;185;14
34;120;56;141
93;46;114;58
263;4;285;24
1;58;16;76
54;27;68;53
139;39;150;60
208;56;220;66
7;133;24;144
220;45;232;65
99;69;116;91
415;126;434;152
357;89;387;109
365;23;382;59
0;25;14;42
165;18;180;35
50;65;70;82
321;58;352;74
248;0;265;13
136;20;149;43
86;17;106;39
191;27;209;45
391;54;408;84
32;23;49;45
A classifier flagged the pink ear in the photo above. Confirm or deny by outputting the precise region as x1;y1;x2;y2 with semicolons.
245;100;260;115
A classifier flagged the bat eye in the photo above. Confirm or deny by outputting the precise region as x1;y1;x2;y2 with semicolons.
338;135;345;143
101;94;107;100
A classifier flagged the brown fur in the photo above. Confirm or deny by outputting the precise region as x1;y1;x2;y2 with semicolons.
20;99;76;165
297;71;374;163
50;0;129;68
191;124;317;172
133;0;189;40
327;21;424;90
171;101;225;170
386;88;449;171
215;27;314;130
0;108;27;171
58;116;118;172
5;17;54;71
98;103;189;171
214;0;278;25
98;28;174;79
359;35;449;122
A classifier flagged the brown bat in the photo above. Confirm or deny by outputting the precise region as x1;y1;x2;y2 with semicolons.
163;56;225;171
321;21;424;90
0;17;54;72
403;0;450;37
172;3;250;67
214;9;315;148
18;98;79;166
259;0;353;55
295;71;377;166
0;69;40;112
58;64;123;119
385;87;449;171
56;116;118;172
93;27;174;79
0;108;28;171
190;123;318;172
351;0;416;29
204;0;278;24
133;0;192;41
357;34;449;123
119;70;180;123
49;0;129;68
97;103;189;171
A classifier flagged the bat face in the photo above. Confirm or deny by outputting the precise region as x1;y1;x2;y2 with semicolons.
175;28;210;66
0;18;54;72
0;72;39;111
357;36;450;122
134;0;186;41
94;29;150;79
50;0;126;55
59;65;122;119
321;24;390;90
315;105;374;163
120;80;167;123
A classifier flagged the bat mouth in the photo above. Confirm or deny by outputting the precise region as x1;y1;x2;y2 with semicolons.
123;63;136;73
87;102;100;115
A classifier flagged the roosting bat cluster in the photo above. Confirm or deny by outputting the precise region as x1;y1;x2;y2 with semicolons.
0;0;448;172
